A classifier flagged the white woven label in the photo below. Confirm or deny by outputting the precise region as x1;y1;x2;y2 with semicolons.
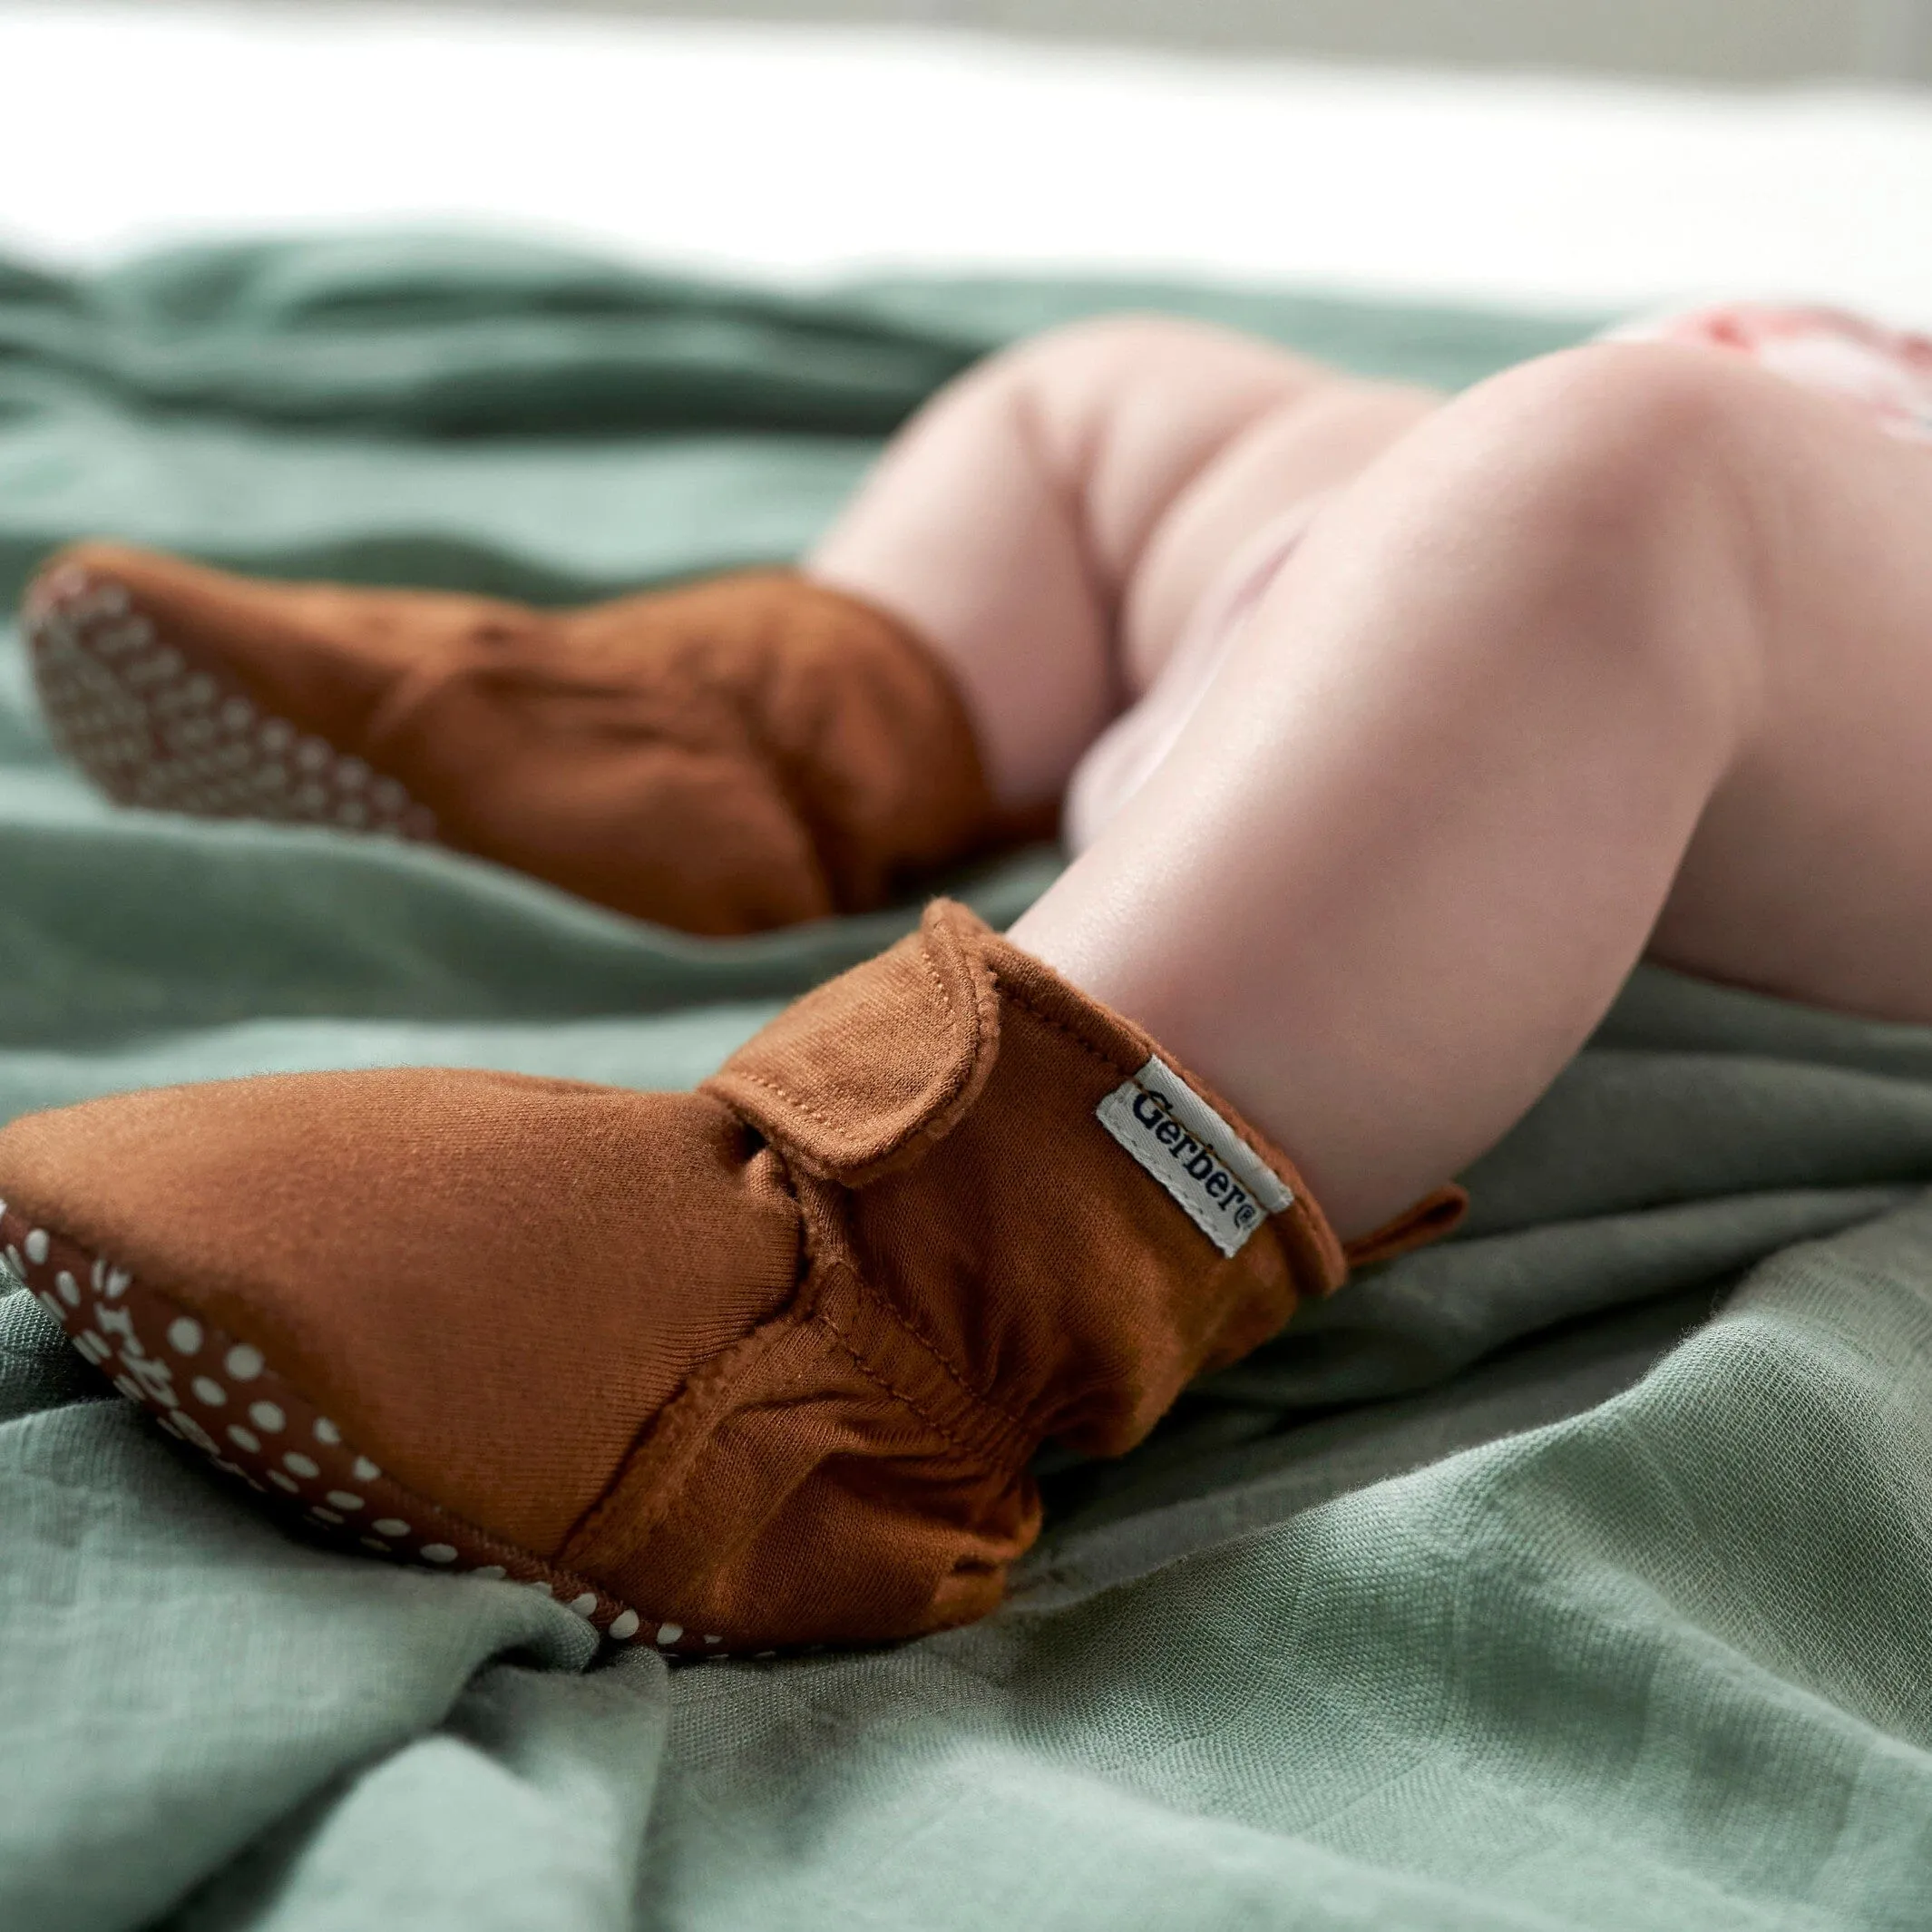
1095;1056;1293;1258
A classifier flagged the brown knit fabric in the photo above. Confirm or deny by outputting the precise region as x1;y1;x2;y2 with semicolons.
0;903;1466;1653
24;543;999;935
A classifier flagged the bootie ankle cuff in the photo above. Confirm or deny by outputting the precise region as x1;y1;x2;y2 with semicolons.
707;901;1375;1454
0;903;1465;1654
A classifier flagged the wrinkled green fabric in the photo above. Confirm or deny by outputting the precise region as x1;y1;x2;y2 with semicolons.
2;236;1929;1931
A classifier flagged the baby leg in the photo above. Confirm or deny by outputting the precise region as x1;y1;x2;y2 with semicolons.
24;337;1932;1658
1014;340;1932;1237
808;316;1437;809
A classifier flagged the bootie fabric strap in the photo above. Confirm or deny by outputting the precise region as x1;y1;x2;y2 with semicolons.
707;900;1361;1441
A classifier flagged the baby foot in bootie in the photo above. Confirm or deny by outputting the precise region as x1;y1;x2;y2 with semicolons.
0;902;1464;1655
23;544;999;934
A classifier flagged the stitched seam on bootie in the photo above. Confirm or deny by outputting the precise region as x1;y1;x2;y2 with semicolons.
793;1177;1034;1453
717;935;980;1172
560;1300;806;1576
808;1276;1034;1468
990;973;1140;1081
825;1257;1035;1442
561;1181;1030;1591
561;1282;1030;1625
564;1138;832;1566
727;1067;838;1135
732;943;966;1134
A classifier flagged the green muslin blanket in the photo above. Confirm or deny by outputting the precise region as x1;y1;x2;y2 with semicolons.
3;236;1930;1931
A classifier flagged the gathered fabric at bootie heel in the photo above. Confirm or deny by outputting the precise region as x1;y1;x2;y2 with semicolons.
0;902;1465;1656
22;543;999;935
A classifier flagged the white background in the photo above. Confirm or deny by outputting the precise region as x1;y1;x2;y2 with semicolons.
5;1;1932;322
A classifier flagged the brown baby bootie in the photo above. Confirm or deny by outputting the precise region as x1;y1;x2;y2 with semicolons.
0;903;1464;1655
23;544;998;934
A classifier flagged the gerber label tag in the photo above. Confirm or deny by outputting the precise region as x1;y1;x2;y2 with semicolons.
1096;1057;1293;1258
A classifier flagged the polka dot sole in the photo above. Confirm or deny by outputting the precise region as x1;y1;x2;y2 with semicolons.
0;1205;734;1661
24;563;438;841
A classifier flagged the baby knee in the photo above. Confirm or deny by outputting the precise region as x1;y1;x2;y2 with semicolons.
1450;342;1765;542
1425;344;1772;729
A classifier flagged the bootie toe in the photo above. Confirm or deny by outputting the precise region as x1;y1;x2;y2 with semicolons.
0;903;1463;1653
24;545;998;934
